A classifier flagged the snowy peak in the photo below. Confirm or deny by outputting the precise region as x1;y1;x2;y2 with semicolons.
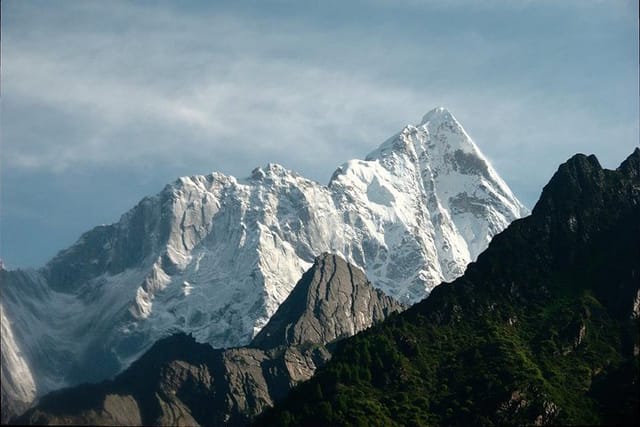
1;107;527;420
367;107;480;163
419;106;478;153
419;106;461;127
420;106;452;123
327;109;527;310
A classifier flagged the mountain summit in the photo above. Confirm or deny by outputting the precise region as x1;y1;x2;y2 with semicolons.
1;108;526;420
362;107;524;262
420;105;453;123
251;253;404;350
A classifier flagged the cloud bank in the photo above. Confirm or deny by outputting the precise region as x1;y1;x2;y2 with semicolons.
1;0;638;267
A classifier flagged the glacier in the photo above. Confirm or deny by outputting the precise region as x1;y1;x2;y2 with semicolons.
0;107;528;420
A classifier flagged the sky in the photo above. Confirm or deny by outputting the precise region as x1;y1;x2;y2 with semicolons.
1;0;638;269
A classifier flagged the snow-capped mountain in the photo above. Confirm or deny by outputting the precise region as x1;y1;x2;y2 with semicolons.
1;107;528;420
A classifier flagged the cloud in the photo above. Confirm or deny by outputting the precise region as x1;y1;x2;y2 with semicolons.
0;0;528;176
1;0;638;267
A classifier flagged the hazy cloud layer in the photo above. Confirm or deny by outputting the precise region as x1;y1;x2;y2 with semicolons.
2;0;638;267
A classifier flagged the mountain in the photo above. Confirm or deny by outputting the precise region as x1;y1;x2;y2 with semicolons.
251;253;403;350
257;149;640;426
14;254;403;426
0;107;527;420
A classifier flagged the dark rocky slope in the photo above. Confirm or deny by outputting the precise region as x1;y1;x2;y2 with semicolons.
15;254;403;426
258;149;640;426
252;254;401;350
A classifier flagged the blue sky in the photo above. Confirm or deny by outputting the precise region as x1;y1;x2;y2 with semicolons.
1;0;638;268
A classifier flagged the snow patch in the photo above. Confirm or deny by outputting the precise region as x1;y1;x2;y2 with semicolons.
367;176;395;207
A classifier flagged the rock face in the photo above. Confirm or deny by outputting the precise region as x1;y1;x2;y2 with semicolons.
258;149;640;426
251;254;404;349
14;254;403;425
0;107;526;420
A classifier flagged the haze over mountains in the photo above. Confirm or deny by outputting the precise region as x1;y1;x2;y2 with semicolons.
1;107;527;421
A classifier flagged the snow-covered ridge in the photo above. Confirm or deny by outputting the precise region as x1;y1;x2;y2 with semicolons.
1;107;528;419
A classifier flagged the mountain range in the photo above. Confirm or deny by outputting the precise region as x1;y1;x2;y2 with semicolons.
11;149;639;426
1;107;527;421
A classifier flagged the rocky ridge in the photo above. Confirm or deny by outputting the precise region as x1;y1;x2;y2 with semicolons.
251;253;402;349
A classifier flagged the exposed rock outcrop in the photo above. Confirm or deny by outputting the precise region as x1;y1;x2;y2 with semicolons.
251;254;404;350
